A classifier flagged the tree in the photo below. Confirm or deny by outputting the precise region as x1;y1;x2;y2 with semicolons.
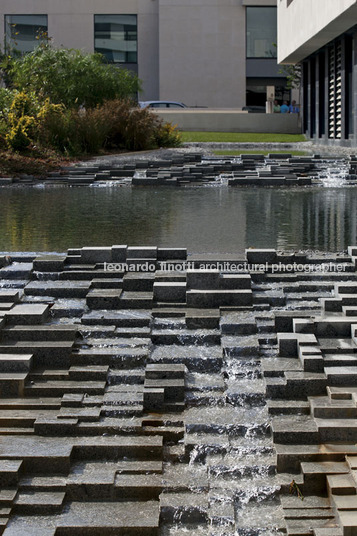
8;43;141;108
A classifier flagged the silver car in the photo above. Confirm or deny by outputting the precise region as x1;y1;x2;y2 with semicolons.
139;101;187;109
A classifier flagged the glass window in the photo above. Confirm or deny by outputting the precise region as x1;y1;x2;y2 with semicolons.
246;7;277;58
5;15;48;54
94;15;137;64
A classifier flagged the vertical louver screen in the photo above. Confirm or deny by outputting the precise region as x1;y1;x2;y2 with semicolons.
328;42;342;139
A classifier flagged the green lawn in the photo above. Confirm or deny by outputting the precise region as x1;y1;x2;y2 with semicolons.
180;132;306;143
213;150;308;156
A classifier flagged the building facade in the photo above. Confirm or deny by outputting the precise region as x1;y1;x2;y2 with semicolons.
278;0;357;146
0;0;286;108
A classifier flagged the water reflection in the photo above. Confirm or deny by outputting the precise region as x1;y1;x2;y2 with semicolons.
0;185;356;253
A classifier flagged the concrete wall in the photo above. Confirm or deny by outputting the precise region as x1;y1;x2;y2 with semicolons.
158;0;247;109
153;109;301;133
278;0;357;63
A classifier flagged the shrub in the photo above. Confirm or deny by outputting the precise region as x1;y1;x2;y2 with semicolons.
9;43;141;109
154;122;182;148
5;91;37;150
0;87;15;119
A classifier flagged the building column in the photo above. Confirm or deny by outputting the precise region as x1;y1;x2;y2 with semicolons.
352;31;357;145
340;37;347;142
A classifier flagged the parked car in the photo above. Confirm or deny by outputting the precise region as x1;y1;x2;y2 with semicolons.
139;101;187;109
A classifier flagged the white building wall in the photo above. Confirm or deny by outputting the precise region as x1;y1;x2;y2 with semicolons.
0;0;277;107
278;0;357;63
158;0;247;108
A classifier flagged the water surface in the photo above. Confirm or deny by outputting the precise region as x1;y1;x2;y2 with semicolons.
0;184;356;253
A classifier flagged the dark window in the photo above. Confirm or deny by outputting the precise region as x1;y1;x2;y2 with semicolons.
94;15;137;64
246;7;277;59
5;14;48;54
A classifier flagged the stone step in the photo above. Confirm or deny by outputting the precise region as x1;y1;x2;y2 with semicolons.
118;292;153;309
272;416;319;444
90;278;123;289
262;358;302;377
327;386;357;400
0;409;58;428
19;475;66;492
55;501;159;535
0;304;16;312
327;474;357;496
0;325;79;342
86;289;123;309
24;380;106;396
13;491;65;514
145;364;186;380
324;366;357;386
0;373;28;397
0;342;73;368
0;291;19;303
267;400;311;415
301;461;350;494
324;354;357;367
114;473;163;500
186;289;252;308
149;345;223;373
81;310;152;327
0;461;23;486
0;354;33;373
185;309;220;329
316;418;357;442
4;304;50;325
151;329;220;345
144;379;185;402
266;372;327;399
276;443;357;473
0;490;16;508
24;281;90;298
153;282;186;303
318;337;357;354
72;347;148;367
114;326;151;338
309;396;357;419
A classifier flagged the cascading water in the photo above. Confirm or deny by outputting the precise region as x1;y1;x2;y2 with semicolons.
155;314;286;536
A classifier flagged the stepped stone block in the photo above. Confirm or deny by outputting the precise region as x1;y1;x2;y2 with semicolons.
145;364;186;379
246;248;277;263
5;304;50;325
327;474;357;495
153;282;186;302
187;289;252;308
1;325;78;342
56;501;159;535
0;354;33;372
0;460;23;486
33;255;66;272
122;274;155;291
81;247;112;263
112;245;127;262
127;246;158;259
13;491;65;514
324;367;357;386
278;333;318;357
24;281;90;298
86;289;122;309
0;342;73;368
157;248;187;260
0;373;28;397
0;291;19;303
